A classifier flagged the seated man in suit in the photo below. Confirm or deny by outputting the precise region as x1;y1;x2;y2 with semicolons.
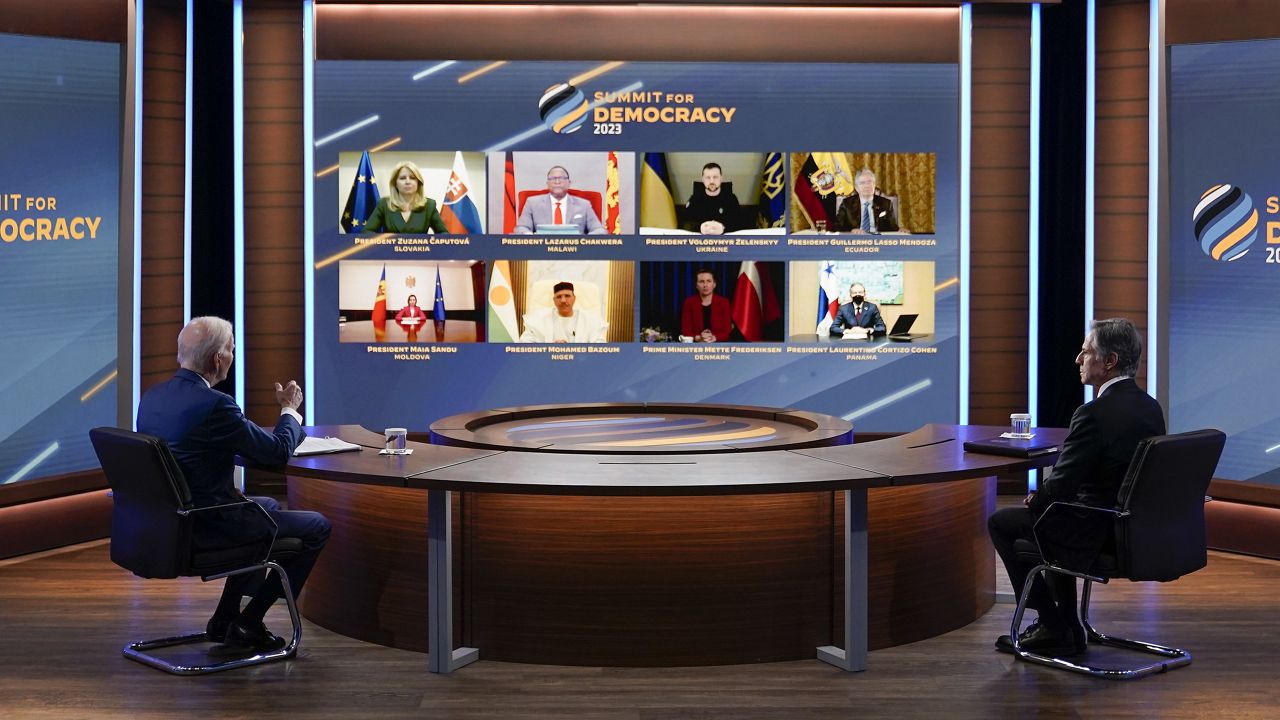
682;162;742;235
518;281;609;343
989;318;1165;657
513;166;607;235
828;283;886;338
833;167;900;234
136;316;330;652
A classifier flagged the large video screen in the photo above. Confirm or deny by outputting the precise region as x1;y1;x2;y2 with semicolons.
1169;39;1280;484
0;33;120;485
312;59;958;431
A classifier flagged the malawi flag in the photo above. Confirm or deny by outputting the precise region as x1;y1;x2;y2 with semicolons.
441;151;484;234
341;150;380;233
503;152;517;234
732;261;781;342
793;153;834;230
432;266;447;322
372;265;388;326
605;151;621;233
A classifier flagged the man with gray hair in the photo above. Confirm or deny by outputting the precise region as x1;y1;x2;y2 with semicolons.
833;167;900;233
988;317;1165;657
136;316;330;652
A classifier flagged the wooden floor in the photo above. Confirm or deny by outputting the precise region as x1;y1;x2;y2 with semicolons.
1;540;1277;719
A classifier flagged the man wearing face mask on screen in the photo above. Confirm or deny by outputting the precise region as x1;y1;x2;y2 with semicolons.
828;282;886;338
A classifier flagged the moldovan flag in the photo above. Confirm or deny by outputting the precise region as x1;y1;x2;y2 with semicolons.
732;261;781;342
605;151;621;233
814;260;844;335
487;260;520;342
503;152;517;234
433;266;447;322
441;151;484;234
341;150;380;233
372;265;388;326
639;152;677;229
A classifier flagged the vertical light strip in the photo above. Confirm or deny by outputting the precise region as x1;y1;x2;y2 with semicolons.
183;0;192;322
232;0;245;407
1028;3;1042;491
131;0;144;427
303;0;315;423
1147;0;1162;400
959;4;972;425
1083;0;1097;402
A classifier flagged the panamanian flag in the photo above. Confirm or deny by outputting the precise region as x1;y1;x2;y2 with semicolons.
814;260;843;335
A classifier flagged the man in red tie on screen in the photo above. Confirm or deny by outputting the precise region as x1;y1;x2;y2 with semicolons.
513;165;607;234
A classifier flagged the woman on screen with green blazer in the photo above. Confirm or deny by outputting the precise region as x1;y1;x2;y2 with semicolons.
361;160;448;234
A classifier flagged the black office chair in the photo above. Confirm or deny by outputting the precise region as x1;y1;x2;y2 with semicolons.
89;426;303;675
1010;429;1226;679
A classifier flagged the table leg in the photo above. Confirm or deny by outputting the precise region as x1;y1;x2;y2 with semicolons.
427;489;479;673
816;487;868;672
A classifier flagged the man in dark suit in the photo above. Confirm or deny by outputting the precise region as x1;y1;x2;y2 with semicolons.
989;318;1165;656
828;283;887;337
136;316;330;651
833;167;900;233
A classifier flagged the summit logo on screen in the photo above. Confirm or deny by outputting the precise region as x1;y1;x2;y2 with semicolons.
538;83;590;135
1193;184;1259;262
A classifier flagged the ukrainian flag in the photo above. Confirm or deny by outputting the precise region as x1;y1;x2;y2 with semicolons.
639;152;677;229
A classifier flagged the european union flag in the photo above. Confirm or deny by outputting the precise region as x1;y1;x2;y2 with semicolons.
341;151;380;233
760;152;786;228
433;266;446;322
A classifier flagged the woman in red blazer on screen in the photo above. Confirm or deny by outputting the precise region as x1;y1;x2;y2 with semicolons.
680;269;733;342
395;294;426;322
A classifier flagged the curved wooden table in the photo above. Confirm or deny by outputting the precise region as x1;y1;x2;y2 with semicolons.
283;420;1064;673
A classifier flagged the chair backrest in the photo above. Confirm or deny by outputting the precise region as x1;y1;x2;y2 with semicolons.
517;188;604;222
1115;429;1226;581
89;427;195;579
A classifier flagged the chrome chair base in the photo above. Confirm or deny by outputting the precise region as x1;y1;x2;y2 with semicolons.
1010;563;1192;680
122;561;301;675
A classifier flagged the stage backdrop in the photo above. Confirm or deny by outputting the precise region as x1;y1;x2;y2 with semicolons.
1169;38;1280;484
312;59;958;432
0;32;120;486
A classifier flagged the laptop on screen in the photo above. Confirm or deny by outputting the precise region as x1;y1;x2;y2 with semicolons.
886;313;922;341
536;224;581;235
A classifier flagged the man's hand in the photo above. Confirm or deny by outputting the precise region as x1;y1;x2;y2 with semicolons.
275;380;303;411
699;220;725;235
1023;491;1036;507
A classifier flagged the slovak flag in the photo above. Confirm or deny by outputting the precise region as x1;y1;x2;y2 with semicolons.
440;151;484;234
814;260;843;335
731;261;781;342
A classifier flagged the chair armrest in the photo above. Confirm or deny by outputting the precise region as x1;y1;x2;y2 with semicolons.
183;497;281;566
178;497;257;516
1029;501;1127;569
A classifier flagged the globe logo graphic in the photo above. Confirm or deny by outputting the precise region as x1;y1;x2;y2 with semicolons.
538;83;589;134
1193;184;1258;262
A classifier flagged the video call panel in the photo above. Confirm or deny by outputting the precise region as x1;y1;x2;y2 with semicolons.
312;60;959;431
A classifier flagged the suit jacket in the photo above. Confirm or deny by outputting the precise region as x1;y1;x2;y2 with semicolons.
519;308;609;343
829;300;886;336
680;294;733;341
395;304;426;321
833;194;899;233
136;369;305;549
515;194;606;234
1029;378;1166;569
362;197;448;234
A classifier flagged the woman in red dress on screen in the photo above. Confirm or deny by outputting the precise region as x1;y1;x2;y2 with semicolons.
680;269;733;342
